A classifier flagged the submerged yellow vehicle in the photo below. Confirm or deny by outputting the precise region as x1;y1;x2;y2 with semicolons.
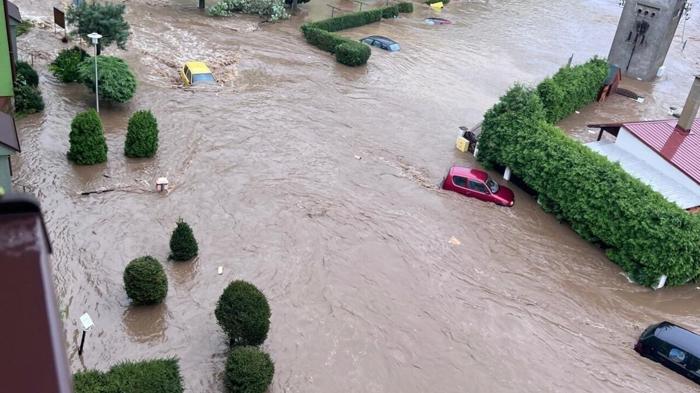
179;61;216;86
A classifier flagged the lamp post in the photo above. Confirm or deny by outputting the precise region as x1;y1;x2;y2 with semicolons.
78;312;94;356
87;32;102;113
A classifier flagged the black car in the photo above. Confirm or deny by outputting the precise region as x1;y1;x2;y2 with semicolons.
360;36;400;52
635;321;700;384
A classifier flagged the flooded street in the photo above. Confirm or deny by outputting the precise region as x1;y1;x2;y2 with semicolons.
9;0;700;391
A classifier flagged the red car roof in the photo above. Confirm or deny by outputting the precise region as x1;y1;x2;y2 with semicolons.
624;119;700;186
450;166;488;181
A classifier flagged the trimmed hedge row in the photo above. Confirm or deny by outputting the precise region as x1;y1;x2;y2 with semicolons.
426;0;449;5
74;358;183;393
536;58;608;123
476;64;700;287
301;3;412;66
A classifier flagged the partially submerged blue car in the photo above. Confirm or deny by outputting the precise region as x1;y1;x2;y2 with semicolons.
360;36;400;52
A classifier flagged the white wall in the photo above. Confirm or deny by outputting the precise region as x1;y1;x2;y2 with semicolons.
616;128;700;194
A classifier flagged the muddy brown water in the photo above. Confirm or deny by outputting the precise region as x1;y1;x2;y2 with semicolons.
8;0;700;391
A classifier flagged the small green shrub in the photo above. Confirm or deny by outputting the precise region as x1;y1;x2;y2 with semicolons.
536;57;608;123
335;41;371;66
16;19;33;36
78;56;137;103
125;110;159;158
123;256;168;305
67;109;107;165
308;8;382;32
50;46;90;83
16;61;38;87
215;280;271;346
169;219;198;261
381;4;399;18
397;2;413;13
224;347;274;393
74;358;183;393
13;75;44;115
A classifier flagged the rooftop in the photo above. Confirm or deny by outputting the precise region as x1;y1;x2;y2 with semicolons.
7;1;21;22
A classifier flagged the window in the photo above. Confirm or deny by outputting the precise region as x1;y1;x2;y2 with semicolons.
468;180;488;193
452;176;468;188
192;73;215;83
389;44;400;51
186;69;192;83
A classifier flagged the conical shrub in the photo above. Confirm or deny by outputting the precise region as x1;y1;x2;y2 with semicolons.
125;110;159;158
123;256;168;305
67;109;107;165
169;219;198;261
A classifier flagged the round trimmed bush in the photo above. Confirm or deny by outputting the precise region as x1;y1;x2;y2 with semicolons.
125;110;159;158
17;61;39;87
224;346;274;393
123;256;168;305
78;55;136;103
335;41;371;67
67;109;107;165
169;219;198;261
215;281;271;346
50;46;89;83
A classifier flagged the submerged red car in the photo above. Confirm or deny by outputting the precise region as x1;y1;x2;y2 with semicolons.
442;166;515;206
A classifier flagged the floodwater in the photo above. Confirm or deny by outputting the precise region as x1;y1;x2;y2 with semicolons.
9;0;700;391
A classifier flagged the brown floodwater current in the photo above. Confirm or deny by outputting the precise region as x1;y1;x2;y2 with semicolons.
8;0;700;391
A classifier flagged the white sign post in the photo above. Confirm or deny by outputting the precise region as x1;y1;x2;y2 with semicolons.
78;313;94;356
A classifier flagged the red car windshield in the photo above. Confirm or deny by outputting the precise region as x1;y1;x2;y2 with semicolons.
486;178;499;193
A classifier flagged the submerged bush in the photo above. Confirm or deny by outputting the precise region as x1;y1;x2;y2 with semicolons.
67;109;107;165
74;358;183;393
300;25;353;53
425;0;449;4
124;256;168;305
307;8;382;32
169;219;198;261
224;347;274;393
397;2;413;13
476;60;700;287
125;110;159;158
215;280;271;346
13;75;44;115
381;4;399;18
78;56;136;103
50;46;90;83
208;0;288;21
17;61;38;87
335;41;371;67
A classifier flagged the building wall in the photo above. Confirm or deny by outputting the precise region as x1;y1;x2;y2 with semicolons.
608;0;686;81
616;127;700;193
0;155;11;191
0;0;13;97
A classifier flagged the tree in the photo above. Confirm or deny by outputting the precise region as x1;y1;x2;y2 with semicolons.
169;219;198;261
125;110;159;158
224;347;274;393
66;2;130;53
67;109;107;165
78;56;137;103
50;46;90;83
123;256;168;305
215;281;271;346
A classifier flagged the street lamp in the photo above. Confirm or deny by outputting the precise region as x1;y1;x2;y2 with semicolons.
87;32;102;112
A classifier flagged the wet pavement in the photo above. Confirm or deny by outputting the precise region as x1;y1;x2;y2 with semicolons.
9;0;700;391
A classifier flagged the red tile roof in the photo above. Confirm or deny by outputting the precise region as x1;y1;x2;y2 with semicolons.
623;118;700;186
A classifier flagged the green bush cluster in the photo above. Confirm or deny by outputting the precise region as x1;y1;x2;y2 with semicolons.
397;2;413;13
224;346;274;393
78;56;137;103
50;46;90;83
74;358;183;393
336;41;371;66
536;58;608;123
302;5;409;66
123;256;168;305
216;280;271;346
169;219;199;261
13;76;44;116
67;109;107;165
476;62;700;287
208;0;288;21
17;61;38;87
125;110;159;158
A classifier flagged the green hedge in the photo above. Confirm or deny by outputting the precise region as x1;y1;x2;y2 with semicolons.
397;2;413;13
426;0;449;5
307;8;382;32
74;358;183;393
536;58;608;123
300;25;354;53
336;41;371;67
477;78;700;286
381;4;399;18
224;347;274;393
